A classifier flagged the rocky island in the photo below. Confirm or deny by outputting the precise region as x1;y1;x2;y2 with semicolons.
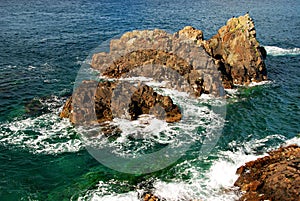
60;14;267;125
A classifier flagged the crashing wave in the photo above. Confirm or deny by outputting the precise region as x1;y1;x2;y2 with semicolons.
0;97;83;155
265;46;300;56
77;133;293;201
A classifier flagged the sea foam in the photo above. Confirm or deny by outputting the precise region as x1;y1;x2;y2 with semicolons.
0;97;83;155
264;45;300;56
77;133;295;201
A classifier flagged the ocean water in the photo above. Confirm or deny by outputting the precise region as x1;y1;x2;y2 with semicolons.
0;0;299;200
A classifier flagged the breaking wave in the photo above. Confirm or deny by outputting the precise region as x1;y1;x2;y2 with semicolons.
0;96;83;155
77;77;227;174
265;45;300;56
77;134;298;201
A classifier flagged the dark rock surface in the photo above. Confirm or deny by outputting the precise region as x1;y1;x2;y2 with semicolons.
59;81;181;124
234;144;300;201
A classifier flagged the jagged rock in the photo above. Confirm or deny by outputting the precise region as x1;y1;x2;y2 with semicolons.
175;26;204;44
59;96;73;119
234;145;300;201
202;14;267;86
25;98;49;115
129;85;181;123
60;81;182;125
60;81;114;125
60;14;267;128
91;28;222;96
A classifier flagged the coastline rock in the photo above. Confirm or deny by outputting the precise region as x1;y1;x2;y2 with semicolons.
59;96;73;119
60;81;114;125
202;14;267;86
175;26;204;44
234;145;300;201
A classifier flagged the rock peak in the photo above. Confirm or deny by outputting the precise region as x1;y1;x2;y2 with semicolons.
203;14;267;86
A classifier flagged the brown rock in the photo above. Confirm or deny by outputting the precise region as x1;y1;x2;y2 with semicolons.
101;49;193;78
59;96;72;118
143;193;159;201
60;14;268;134
59;80;182;125
61;80;114;125
203;14;267;86
175;26;204;44
129;85;182;123
92;30;221;96
234;144;300;201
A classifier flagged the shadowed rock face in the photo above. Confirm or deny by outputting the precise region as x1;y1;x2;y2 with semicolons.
60;81;114;124
59;81;181;124
60;14;267;126
234;145;300;201
129;85;181;123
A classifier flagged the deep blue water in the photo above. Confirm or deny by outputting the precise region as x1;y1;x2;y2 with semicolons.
0;0;299;200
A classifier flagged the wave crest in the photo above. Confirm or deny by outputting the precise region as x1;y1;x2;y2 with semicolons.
264;46;300;56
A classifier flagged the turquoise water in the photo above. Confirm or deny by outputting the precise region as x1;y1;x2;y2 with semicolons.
0;0;299;200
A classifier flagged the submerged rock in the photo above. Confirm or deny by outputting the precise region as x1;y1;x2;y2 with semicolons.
25;98;49;115
234;145;300;201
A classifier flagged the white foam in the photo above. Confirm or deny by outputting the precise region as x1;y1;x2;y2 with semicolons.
0;98;83;155
76;132;297;200
224;88;238;95
89;192;138;201
78;180;139;201
284;135;300;146
81;85;226;160
28;65;37;70
0;115;83;154
224;80;274;102
138;138;270;201
151;135;286;201
153;181;196;201
264;45;300;56
248;80;273;87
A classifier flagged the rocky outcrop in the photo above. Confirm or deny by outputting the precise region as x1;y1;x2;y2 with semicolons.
91;14;267;90
60;14;267;126
91;28;221;96
234;145;300;201
60;81;115;125
202;14;267;86
59;81;181;125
